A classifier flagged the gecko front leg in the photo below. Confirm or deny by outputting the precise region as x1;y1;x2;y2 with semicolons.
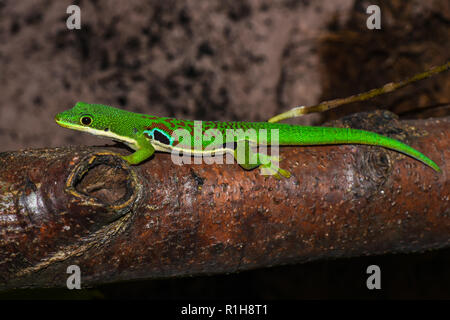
121;137;155;165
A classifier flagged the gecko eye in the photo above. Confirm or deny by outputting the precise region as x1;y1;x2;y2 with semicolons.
80;116;93;126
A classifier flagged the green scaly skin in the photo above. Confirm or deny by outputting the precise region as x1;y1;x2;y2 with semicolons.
55;102;441;178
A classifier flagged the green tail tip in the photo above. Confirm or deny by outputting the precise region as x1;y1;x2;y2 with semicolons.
425;159;441;172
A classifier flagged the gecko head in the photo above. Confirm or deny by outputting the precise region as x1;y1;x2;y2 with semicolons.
55;102;129;137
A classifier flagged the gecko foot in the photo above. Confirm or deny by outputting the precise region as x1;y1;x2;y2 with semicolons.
257;154;291;179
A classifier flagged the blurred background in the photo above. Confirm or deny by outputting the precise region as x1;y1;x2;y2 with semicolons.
0;0;449;299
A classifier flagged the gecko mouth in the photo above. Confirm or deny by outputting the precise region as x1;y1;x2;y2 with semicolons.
55;119;72;129
55;114;75;129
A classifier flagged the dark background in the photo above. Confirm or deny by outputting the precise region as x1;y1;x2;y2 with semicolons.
0;0;449;299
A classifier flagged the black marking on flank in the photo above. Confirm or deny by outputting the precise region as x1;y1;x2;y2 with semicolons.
104;128;110;132
153;129;171;145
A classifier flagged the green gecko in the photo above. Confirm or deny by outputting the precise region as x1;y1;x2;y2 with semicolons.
55;102;441;178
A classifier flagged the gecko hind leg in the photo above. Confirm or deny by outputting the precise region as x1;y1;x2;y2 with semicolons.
233;141;291;179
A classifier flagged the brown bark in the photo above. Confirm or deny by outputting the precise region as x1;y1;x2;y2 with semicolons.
0;111;448;289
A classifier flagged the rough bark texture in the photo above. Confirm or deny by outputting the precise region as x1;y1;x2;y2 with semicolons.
1;111;448;290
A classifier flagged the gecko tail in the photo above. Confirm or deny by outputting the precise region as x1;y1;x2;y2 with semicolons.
347;128;441;172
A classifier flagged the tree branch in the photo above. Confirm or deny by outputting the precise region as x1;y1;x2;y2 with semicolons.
0;111;448;289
